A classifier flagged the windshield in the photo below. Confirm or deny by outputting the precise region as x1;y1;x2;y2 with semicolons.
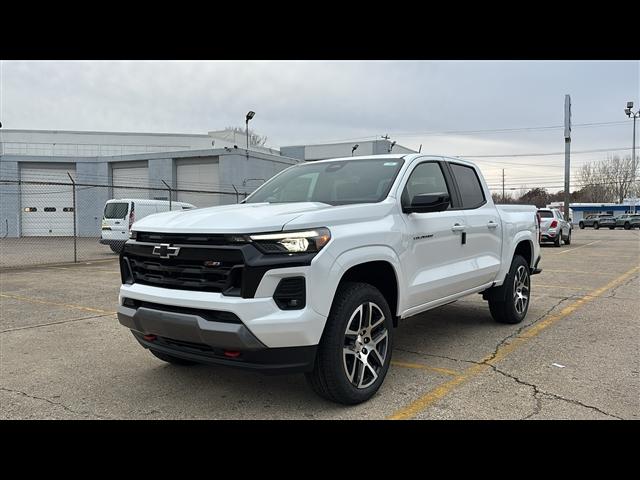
104;202;129;219
538;211;553;218
246;158;405;205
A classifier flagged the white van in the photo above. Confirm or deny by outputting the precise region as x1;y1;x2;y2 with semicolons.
100;199;195;253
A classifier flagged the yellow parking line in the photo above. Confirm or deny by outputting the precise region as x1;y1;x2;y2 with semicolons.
534;284;589;290
550;240;602;255
391;361;460;377
0;293;116;315
543;269;616;276
387;264;640;420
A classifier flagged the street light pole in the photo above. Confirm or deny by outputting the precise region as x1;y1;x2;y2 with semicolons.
625;101;638;214
245;111;255;160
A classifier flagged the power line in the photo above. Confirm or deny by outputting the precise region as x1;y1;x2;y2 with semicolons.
308;120;629;144
460;147;632;158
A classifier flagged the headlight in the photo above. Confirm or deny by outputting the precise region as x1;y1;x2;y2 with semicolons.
129;230;137;240
250;228;331;254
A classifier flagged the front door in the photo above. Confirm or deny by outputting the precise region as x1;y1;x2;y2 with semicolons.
399;160;468;309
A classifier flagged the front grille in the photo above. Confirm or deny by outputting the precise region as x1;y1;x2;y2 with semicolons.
122;242;244;294
136;231;242;245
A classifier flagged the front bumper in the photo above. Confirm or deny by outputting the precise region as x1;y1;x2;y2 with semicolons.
119;303;317;374
119;281;327;349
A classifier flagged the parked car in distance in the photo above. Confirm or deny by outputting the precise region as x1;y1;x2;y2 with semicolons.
578;214;616;230
101;199;195;253
117;154;541;404
537;208;571;246
614;213;640;230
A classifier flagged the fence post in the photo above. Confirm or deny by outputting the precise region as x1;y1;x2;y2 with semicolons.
67;172;77;263
161;180;173;211
231;184;239;204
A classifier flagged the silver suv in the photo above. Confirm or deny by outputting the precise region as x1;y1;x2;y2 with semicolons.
579;214;616;230
538;208;571;247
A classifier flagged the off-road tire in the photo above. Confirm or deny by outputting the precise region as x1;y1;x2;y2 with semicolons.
305;282;393;405
488;255;530;324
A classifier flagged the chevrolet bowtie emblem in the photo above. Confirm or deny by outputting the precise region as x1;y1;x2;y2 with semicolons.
152;243;180;259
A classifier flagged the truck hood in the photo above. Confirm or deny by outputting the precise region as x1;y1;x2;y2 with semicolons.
131;202;333;234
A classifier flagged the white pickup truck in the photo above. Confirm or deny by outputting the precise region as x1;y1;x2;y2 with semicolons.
118;154;541;404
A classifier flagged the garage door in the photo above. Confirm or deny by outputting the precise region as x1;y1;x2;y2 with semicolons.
21;165;76;237
176;158;221;207
112;164;149;199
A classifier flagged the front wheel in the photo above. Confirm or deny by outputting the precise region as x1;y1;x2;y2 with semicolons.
488;255;530;324
306;282;393;405
594;222;600;230
624;222;631;230
579;222;585;229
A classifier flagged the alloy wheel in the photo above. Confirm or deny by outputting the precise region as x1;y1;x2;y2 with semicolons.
513;265;530;315
342;302;389;389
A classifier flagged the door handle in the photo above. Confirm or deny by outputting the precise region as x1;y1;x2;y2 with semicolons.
451;224;466;232
487;221;498;229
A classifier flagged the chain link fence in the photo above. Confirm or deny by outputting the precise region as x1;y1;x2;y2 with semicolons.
0;179;252;268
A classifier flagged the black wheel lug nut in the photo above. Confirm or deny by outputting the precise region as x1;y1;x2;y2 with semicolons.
364;338;370;343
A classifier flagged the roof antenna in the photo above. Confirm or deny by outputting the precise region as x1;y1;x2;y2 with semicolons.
418;144;422;153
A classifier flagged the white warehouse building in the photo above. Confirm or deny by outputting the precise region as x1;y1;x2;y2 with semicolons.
0;129;415;238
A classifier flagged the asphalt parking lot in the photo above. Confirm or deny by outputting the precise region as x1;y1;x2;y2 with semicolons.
0;237;115;268
1;228;638;419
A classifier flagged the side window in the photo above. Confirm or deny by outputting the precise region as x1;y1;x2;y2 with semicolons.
450;163;486;209
401;162;450;207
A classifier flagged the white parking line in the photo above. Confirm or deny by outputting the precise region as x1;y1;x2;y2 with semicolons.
550;240;602;255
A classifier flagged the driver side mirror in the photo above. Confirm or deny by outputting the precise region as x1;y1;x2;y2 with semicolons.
403;192;450;214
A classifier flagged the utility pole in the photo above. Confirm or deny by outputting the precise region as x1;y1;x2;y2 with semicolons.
502;169;505;203
564;94;571;221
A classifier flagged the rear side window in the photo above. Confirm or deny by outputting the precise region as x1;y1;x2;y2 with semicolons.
538;211;553;218
104;202;129;219
450;163;485;209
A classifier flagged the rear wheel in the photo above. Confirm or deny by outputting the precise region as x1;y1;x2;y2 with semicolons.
579;222;585;229
109;243;124;254
609;226;615;230
553;233;561;247
564;229;571;245
488;255;530;324
306;282;393;405
149;349;197;365
624;222;631;230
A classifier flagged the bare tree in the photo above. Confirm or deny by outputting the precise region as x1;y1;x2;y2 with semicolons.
223;126;268;147
578;155;637;203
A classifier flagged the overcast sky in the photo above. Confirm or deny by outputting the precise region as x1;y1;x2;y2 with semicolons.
1;60;638;193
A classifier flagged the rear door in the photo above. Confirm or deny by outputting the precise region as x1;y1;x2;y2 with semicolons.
102;201;130;241
448;162;502;287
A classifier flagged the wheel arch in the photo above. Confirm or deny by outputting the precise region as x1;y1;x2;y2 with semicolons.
328;246;404;326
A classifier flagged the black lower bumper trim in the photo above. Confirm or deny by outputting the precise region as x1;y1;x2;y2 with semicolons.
133;331;317;374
